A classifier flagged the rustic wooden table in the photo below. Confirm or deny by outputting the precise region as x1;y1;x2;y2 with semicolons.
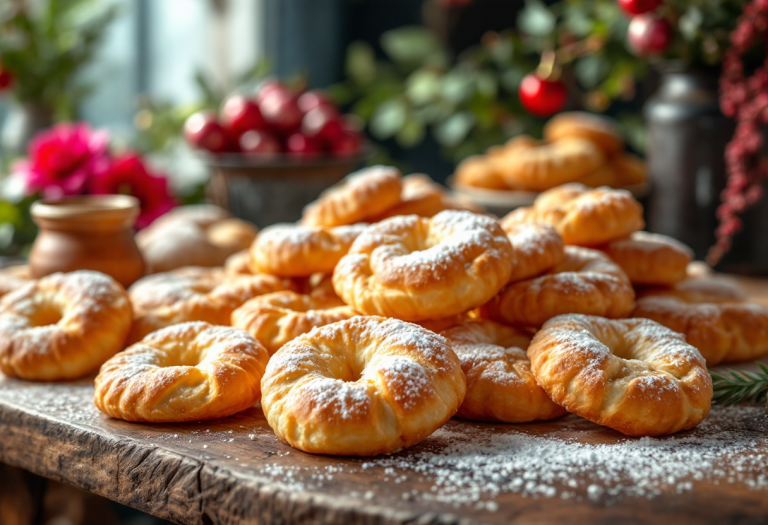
1;276;768;525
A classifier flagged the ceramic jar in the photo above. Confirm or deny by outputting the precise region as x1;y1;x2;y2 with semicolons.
29;195;145;288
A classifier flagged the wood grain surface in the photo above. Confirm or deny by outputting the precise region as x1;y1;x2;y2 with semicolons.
0;276;767;525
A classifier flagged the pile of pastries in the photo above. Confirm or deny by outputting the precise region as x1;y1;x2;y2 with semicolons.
1;166;766;457
455;112;646;192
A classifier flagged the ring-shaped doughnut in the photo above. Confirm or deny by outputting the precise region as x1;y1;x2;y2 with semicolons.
249;223;366;277
478;246;634;328
333;210;514;321
231;290;359;355
502;222;564;283
502;183;645;246
128;268;294;342
528;314;712;436
0;271;132;380
543;112;624;156
441;320;566;423
261;316;466;455
633;277;768;365
600;232;693;286
500;137;606;191
224;250;253;276
455;155;508;190
94;322;268;422
302;166;403;227
373;174;451;220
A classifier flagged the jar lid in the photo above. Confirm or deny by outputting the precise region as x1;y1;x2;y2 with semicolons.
31;195;140;228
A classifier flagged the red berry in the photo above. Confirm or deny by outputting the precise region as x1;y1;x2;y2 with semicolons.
221;94;264;138
331;132;363;157
259;91;304;135
184;111;230;153
628;14;672;56
617;0;660;16
255;79;287;104
298;91;336;114
0;67;14;91
302;106;344;145
286;133;322;158
518;74;567;117
239;130;281;156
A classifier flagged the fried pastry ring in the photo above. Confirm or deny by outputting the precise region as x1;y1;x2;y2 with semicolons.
502;222;564;283
0;271;132;380
455;155;508;190
224;250;253;275
600;232;693;286
543;112;624;156
479;246;634;328
441;320;566;423
249;223;366;277
261;316;466;455
231;290;359;355
128;268;293;342
373;174;454;220
94;322;268;422
633;277;768;365
333;210;514;321
528;314;712;436
502;183;645;246
302;165;403;226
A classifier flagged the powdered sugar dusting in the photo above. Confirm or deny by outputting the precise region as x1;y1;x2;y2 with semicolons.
302;377;370;420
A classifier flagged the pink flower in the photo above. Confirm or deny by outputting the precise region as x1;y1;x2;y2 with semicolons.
14;123;111;198
89;153;177;229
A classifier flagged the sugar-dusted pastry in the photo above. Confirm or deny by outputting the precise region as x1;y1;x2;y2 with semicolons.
633;277;768;365
455;155;508;190
441;320;566;423
479;246;634;328
502;222;564;283
224;250;252;275
261;316;466;455
231;290;359;355
600;231;693;286
528;314;712;436
301;165;403;226
374;174;453;220
94;322;268;422
333;210;513;321
0;271;132;380
543;112;624;156
612;153;647;186
249;223;367;277
128;268;294;342
0;264;29;298
502;183;645;246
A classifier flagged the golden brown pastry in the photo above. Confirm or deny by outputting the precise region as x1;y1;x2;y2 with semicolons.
231;290;359;355
455;155;508;190
600;231;693;286
543;112;624;156
224;250;253;276
94;322;268;422
373;174;453;219
479;246;635;328
612;153;647;186
0;271;132;380
249;223;367;277
528;314;712;436
260;316;466;455
333;210;514;321
501;183;645;246
0;264;29;298
633;277;768;365
441;320;566;423
302;165;403;226
502;222;564;283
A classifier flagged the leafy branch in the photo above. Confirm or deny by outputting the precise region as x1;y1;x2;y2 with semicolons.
711;362;768;406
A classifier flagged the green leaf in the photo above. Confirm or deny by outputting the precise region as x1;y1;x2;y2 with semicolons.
517;0;556;37
346;42;377;86
406;69;441;105
396;119;425;148
574;55;610;89
370;99;407;139
440;70;474;104
679;6;704;41
434;112;476;147
381;26;443;68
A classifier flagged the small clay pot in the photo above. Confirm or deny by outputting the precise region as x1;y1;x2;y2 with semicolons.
29;195;145;288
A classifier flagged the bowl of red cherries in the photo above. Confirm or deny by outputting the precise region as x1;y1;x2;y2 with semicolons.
186;80;371;226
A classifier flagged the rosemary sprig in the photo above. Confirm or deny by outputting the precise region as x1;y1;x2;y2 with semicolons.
711;362;768;406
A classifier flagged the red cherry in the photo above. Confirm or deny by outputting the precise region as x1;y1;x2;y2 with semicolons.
239;130;281;156
331;132;363;157
255;79;288;103
518;74;567;117
0;67;14;92
221;94;264;138
286;133;322;158
628;14;672;56
617;0;660;15
302;107;344;145
184;111;230;153
259;91;304;135
298;91;335;113
341;115;364;135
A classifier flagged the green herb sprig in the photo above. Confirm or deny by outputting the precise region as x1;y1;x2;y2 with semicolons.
711;362;768;406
